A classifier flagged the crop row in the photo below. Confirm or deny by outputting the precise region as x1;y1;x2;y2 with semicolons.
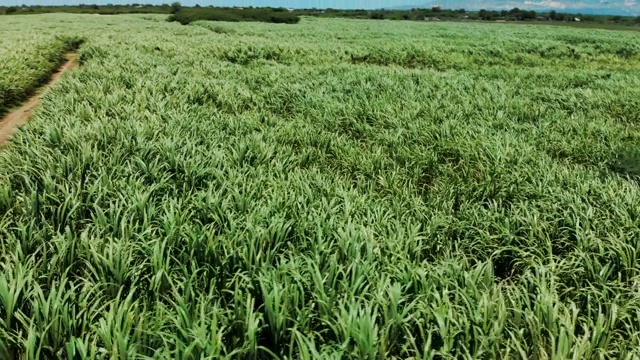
1;14;640;358
0;17;83;116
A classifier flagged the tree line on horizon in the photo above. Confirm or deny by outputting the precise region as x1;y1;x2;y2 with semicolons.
2;3;640;27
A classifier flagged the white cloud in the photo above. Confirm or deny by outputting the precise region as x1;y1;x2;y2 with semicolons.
523;0;569;8
624;0;637;6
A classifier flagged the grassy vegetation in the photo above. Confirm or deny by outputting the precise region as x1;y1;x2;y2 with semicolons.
3;4;640;30
1;4;172;15
1;13;640;358
168;7;300;25
0;30;82;117
527;19;640;32
303;7;640;29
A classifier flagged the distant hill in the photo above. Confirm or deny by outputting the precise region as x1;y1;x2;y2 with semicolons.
392;1;639;16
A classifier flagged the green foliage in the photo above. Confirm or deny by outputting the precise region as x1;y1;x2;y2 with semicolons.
370;12;384;20
2;5;639;30
2;4;171;15
611;148;640;179
206;24;236;34
1;13;640;359
170;1;181;14
169;7;300;25
298;7;640;28
0;26;82;116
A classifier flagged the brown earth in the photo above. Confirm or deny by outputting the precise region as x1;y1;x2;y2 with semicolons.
0;53;78;145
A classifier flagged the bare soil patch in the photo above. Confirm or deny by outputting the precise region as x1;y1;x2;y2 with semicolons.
0;52;78;145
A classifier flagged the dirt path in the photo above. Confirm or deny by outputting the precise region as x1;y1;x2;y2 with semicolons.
0;53;78;145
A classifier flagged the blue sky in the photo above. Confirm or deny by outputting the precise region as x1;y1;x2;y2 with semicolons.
1;0;638;15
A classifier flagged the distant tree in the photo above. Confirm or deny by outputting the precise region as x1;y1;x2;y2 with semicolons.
5;6;18;14
170;1;181;14
431;5;441;12
549;10;557;20
635;16;640;24
525;10;536;20
478;9;496;20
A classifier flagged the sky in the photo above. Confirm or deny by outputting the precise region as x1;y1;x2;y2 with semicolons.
1;0;638;15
